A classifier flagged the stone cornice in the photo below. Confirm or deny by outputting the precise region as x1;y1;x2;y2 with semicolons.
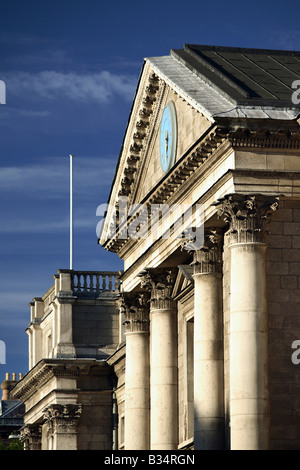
117;72;162;200
103;125;228;253
100;62;164;247
228;126;300;150
101;56;300;255
103;123;300;255
11;358;108;402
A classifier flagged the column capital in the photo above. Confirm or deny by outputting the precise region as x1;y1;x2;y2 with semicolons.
214;194;279;244
190;228;223;275
118;292;150;333
138;268;176;310
20;424;42;450
43;404;82;433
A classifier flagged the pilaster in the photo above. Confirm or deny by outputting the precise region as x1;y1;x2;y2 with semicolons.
42;404;82;450
20;424;42;451
53;271;77;358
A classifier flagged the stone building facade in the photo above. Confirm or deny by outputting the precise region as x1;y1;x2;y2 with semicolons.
0;373;24;446
12;269;121;450
12;44;300;450
99;45;300;451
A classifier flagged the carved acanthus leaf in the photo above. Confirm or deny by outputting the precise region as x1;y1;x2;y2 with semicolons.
214;194;279;244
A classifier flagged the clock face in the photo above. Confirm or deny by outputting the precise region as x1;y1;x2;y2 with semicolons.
159;101;177;173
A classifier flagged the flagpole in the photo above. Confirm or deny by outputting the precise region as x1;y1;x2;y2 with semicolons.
69;154;73;271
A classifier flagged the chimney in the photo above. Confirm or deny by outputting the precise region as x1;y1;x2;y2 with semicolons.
1;372;21;400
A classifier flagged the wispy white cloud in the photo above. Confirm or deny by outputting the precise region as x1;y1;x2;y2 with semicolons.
267;29;300;50
0;156;114;235
0;214;97;234
6;70;137;103
0;156;116;195
0;292;33;317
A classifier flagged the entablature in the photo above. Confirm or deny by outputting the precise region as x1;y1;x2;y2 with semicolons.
101;121;300;258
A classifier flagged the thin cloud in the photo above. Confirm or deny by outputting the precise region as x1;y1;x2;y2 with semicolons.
267;29;300;50
6;70;137;103
0;156;115;235
0;156;116;195
0;215;96;234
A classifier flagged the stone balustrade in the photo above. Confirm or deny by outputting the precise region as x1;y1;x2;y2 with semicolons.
70;270;121;296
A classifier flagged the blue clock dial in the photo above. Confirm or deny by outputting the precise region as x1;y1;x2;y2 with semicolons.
159;102;177;172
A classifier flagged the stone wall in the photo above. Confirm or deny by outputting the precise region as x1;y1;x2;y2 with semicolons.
177;289;194;447
222;198;300;449
266;199;300;449
139;85;211;202
72;299;120;358
77;377;113;450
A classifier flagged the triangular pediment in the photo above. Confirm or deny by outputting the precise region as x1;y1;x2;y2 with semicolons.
100;45;300;254
99;58;214;249
130;75;213;207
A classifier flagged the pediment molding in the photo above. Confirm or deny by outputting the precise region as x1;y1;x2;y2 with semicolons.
102;123;300;254
118;70;163;200
100;56;300;255
102;124;229;253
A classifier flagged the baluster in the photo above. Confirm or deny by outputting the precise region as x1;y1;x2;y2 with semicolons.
115;275;120;293
108;274;113;292
79;274;83;292
102;274;107;291
69;271;122;295
96;274;100;293
74;274;79;292
90;274;94;293
92;274;96;293
83;273;88;292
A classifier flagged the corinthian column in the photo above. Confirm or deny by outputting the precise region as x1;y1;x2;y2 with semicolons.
20;424;42;450
121;292;150;450
185;228;224;449
42;404;82;450
215;194;278;450
139;268;178;450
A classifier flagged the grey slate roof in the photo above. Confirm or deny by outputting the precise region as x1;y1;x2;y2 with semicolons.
0;400;24;428
146;44;300;121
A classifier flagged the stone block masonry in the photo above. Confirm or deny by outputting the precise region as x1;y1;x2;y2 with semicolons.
266;200;300;450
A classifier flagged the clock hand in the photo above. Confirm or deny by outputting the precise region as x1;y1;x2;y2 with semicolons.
164;130;169;162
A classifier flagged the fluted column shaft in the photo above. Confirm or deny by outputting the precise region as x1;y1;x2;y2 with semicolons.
140;269;178;450
216;194;279;450
191;228;225;450
121;293;150;450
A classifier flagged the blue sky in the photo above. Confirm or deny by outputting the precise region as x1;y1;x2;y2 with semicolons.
0;0;300;382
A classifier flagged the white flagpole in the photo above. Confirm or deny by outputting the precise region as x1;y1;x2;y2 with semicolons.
69;154;73;270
